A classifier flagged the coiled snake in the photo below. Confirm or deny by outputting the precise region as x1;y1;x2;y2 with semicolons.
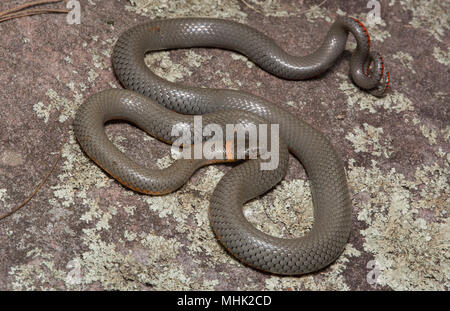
74;17;389;275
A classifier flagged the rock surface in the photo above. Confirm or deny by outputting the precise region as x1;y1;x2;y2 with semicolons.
0;0;448;290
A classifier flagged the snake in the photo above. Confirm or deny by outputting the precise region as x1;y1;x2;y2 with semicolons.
74;17;389;275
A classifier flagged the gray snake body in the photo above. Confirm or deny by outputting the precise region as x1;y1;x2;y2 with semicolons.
74;17;389;275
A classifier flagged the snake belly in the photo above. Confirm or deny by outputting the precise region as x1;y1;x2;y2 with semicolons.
74;17;389;275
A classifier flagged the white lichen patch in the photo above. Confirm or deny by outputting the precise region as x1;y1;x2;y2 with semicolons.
8;248;67;290
188;166;224;193
244;179;314;239
243;0;310;18
156;154;175;169
80;197;118;231
140;233;181;262
305;4;333;23
142;167;221;227
64;55;73;64
184;50;213;68
0;188;9;207
87;69;99;84
442;126;450;142
33;101;52;123
92;51;109;70
419;124;438;145
144;50;212;83
392;51;416;73
41;163;157;290
50;135;111;208
400;0;450;42
348;159;449;290
338;79;414;114
143;193;188;221
134;166;252;289
122;204;138;216
72;228;154;290
124;230;137;241
214;70;243;89
145;51;190;82
135;232;198;290
230;52;254;68
432;46;450;66
33;85;84;124
126;0;247;21
346;123;394;158
108;135;128;153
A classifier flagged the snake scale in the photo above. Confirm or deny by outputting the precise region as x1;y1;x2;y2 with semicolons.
74;17;389;275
